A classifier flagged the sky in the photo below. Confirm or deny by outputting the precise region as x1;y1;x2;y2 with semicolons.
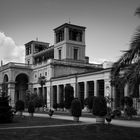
0;0;140;64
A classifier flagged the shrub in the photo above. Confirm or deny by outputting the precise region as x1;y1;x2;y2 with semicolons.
121;96;133;107
64;85;74;109
92;96;107;117
28;101;35;113
32;96;44;108
71;98;82;117
124;106;137;118
84;96;94;110
15;100;25;112
112;109;121;118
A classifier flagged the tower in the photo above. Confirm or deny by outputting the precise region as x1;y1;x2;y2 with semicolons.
25;41;49;65
54;23;86;63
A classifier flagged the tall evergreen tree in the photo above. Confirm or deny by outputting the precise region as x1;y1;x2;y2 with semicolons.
0;91;13;123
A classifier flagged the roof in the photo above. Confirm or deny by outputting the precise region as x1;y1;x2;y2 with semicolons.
54;23;86;31
25;40;50;46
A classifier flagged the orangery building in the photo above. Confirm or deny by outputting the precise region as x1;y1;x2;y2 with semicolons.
0;23;139;111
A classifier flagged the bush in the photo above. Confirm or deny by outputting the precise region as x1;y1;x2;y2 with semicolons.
32;96;44;108
15;100;25;112
64;85;74;109
124;106;137;118
28;101;35;113
92;96;107;117
112;109;121;118
84;96;94;110
121;96;133;107
71;98;82;117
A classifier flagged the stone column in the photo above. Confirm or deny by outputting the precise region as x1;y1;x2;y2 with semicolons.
111;86;116;110
75;75;78;98
47;86;51;108
94;80;97;96
57;85;60;104
82;30;85;44
84;81;88;98
65;27;69;41
71;83;76;98
124;84;129;97
8;82;15;107
48;80;53;108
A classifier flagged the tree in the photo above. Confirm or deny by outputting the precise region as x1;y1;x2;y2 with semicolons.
38;76;46;105
64;84;74;109
71;98;82;122
0;91;13;123
28;101;35;117
111;7;140;98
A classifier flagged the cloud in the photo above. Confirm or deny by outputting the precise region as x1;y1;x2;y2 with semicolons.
0;32;25;64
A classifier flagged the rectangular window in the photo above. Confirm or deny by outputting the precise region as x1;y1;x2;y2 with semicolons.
45;72;47;76
74;48;78;60
27;60;30;65
58;49;62;60
69;28;82;42
56;29;64;43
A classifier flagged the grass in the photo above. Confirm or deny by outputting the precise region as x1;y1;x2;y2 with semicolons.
0;115;140;140
0;115;74;128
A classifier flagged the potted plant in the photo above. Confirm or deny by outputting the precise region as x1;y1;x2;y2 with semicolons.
92;96;107;124
71;98;82;122
48;108;54;118
15;100;25;117
28;101;35;117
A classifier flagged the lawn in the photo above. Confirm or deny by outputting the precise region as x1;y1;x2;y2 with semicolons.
0;115;74;128
0;116;140;140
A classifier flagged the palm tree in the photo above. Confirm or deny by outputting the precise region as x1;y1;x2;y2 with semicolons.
111;7;140;98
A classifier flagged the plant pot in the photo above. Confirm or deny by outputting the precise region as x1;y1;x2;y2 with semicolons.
29;113;34;117
73;116;79;122
96;116;105;124
18;111;23;116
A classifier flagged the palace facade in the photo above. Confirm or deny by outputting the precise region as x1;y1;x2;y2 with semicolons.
0;23;139;110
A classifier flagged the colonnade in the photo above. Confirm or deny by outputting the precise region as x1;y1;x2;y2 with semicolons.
51;79;105;108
